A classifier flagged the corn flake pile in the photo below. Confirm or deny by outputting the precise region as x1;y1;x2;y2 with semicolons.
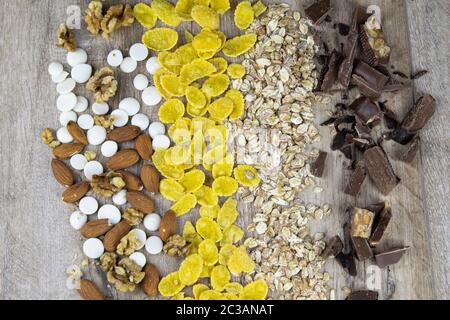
135;0;269;300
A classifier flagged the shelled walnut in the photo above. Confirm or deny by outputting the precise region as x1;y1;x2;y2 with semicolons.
105;257;145;293
94;115;115;130
91;171;125;197
85;1;103;35
56;23;77;52
100;252;117;273
86;67;118;103
116;233;140;256
122;208;144;227
163;235;192;257
100;4;134;39
41;128;61;148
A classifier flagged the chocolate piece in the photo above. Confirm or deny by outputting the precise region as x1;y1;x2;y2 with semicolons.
364;146;400;195
331;132;356;160
336;252;357;276
351;61;389;99
351;236;373;260
349;97;382;125
375;247;410;268
401;136;421;163
369;204;392;246
305;0;331;25
411;70;428;80
322;236;344;259
311;151;328;178
338;23;350;36
346;291;378;300
401;95;436;133
387;127;416;145
379;101;399;130
319;50;341;92
351;207;375;238
344;160;366;196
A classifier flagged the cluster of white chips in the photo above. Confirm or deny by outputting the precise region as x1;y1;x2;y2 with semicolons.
48;42;174;264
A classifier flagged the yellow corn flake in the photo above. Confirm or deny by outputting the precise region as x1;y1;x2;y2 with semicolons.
207;97;234;121
227;246;255;275
190;116;215;133
164;146;191;166
199;205;220;219
160;178;185;201
158;271;185;297
218;244;236;266
198;238;219;265
187;103;208;117
142;27;179;51
234;165;261;187
194;0;211;5
214;30;227;49
193;283;209;299
223;292;239;300
209;57;228;75
217;203;238;229
210;265;231;291
212;176;238;196
179;169;205;193
210;0;230;14
221;224;244;246
196;218;223;242
179;254;204;286
161;75;188;97
174;0;195;20
171;292;186;300
154;68;174;100
224;282;244;295
191;5;220;30
227;63;246;79
158;99;185;124
199;264;213;278
185;30;194;43
168;120;191;145
199;290;225;300
180;58;217;84
182;221;196;241
153;149;185;180
186;86;207;108
191;131;206;165
151;0;182;27
205;125;228;146
158;51;182;75
234;1;254;30
134;3;157;29
203;145;226;169
240;280;268;300
223;33;257;57
202;74;230;97
192;29;222;54
252;0;267;17
225;89;245;120
170;194;197;216
176;43;200;65
212;163;233;179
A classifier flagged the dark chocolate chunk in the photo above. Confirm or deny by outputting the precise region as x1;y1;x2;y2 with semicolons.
364;146;400;195
346;291;379;300
319;50;341;92
383;78;407;92
338;23;350;36
387;127;416;145
336;252;357;276
322;236;344;259
349;97;382;125
379;101;399;130
369;204;392;246
344;160;366;196
305;0;331;25
375;247;410;268
351;61;389;99
311;151;328;178
351;236;373;260
401;95;436;133
411;70;428;80
401;135;421;164
366;202;385;215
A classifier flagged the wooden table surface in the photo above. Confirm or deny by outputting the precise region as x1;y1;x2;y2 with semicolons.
0;0;448;300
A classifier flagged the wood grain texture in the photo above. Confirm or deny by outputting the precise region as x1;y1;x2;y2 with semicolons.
0;0;448;300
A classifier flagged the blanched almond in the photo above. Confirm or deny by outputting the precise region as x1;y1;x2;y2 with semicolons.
106;149;140;170
107;125;141;143
62;181;90;203
140;165;159;193
51;159;74;187
53;143;84;159
126;191;155;214
135;133;153;160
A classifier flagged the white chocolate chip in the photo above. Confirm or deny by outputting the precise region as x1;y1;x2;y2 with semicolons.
145;236;163;255
59;111;77;126
148;122;166;139
57;93;77;112
146;57;160;75
92;102;109;115
71;64;92;84
120;57;137;73
119;97;140;116
82;238;104;259
112;189;127;206
69;211;87;230
131;113;150;131
133;74;149;91
87;126;107;145
143;214;161;232
130;43;149;62
56;127;74;143
152;135;170;150
79;196;98;215
101;140;118;157
56;78;76;95
67;48;88;67
70;154;88;171
110;109;129;127
77;114;94;130
52;71;69;84
141;86;162;106
98;204;121;225
73;96;89;113
107;49;123;67
129;252;146;267
48;62;63;76
83;160;103;181
129;229;147;250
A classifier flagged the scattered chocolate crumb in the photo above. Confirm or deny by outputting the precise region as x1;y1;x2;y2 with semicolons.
411;70;428;80
338;23;350;36
393;71;408;79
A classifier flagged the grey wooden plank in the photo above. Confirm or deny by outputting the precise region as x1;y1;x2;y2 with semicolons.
405;0;450;300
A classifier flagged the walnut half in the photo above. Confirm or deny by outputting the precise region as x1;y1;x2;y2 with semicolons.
106;258;145;293
86;67;118;103
85;1;103;35
100;4;135;39
163;235;192;257
122;208;144;227
91;171;125;197
56;23;77;52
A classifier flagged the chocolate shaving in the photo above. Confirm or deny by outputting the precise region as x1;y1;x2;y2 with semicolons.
319;50;342;92
369;204;392;246
322;236;344;259
305;0;331;25
346;291;379;300
344;160;366;196
400;135;421;164
411;70;428;80
364;146;400;195
351;236;373;260
375;247;410;268
310;151;328;178
393;71;408;79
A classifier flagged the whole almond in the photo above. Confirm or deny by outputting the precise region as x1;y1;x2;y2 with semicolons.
141;264;160;297
53;143;84;159
103;221;131;252
126;191;155;214
80;219;113;238
117;170;144;191
77;279;105;300
62;181;90;203
51;159;74;187
159;210;177;242
67;121;88;145
140;165;159;193
107;125;141;143
106;149;140;170
135;133;153;160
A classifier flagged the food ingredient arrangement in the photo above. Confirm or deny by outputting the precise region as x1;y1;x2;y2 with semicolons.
42;0;436;300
